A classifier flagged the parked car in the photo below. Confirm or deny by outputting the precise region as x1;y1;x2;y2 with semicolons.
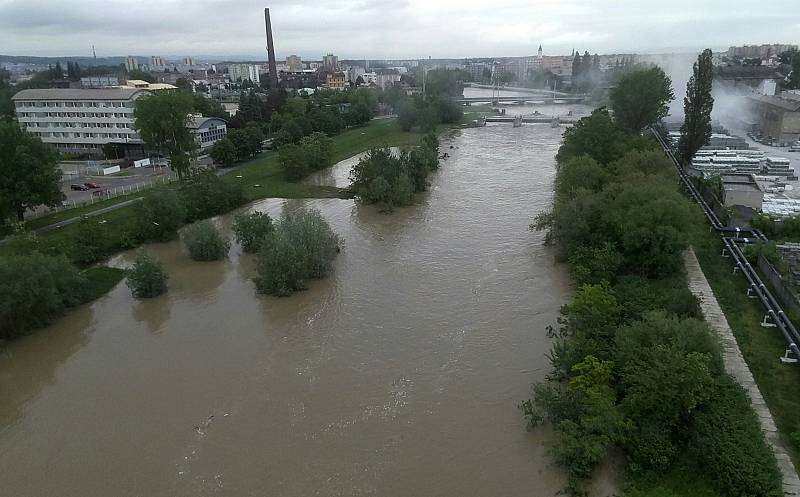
70;184;90;191
84;182;101;189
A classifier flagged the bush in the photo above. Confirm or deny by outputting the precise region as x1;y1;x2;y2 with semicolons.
690;376;783;497
71;216;104;265
182;220;230;261
178;169;244;223
0;253;87;338
126;249;167;298
255;207;341;296
134;188;186;242
233;211;274;253
349;143;439;210
278;132;334;181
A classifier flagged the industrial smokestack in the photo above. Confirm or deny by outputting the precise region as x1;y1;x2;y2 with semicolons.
264;8;279;88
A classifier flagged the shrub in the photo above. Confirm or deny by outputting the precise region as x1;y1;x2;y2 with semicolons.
233;211;274;253
349;144;439;210
0;253;87;338
690;376;783;497
178;169;244;223
134;188;186;242
126;249;167;298
255;207;341;296
255;229;305;296
182;220;230;261
71;216;104;265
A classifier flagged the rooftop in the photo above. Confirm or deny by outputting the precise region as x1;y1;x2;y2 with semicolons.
12;88;148;101
187;116;227;129
748;93;800;112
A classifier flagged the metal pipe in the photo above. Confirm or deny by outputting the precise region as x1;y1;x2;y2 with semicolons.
648;127;800;359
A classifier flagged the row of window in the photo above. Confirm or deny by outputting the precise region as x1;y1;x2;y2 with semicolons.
33;131;135;139
54;143;102;150
17;111;132;119
198;128;226;143
15;101;130;108
26;122;130;129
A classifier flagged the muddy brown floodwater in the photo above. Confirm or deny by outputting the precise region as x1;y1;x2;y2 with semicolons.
0;123;609;497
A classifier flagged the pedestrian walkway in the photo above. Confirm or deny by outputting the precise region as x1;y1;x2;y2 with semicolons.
684;249;800;496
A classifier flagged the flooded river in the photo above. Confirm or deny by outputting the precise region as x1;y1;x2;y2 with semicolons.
0;123;587;496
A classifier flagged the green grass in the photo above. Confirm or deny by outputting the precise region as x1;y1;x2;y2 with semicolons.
223;119;433;202
623;457;720;497
691;227;800;467
81;266;126;302
106;169;136;177
23;193;143;231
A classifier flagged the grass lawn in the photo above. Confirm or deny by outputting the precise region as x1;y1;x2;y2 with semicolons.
82;266;126;302
623;457;719;497
223;119;434;202
23;193;143;231
691;227;800;466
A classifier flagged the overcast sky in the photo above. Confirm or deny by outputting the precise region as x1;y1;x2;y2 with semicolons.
0;0;798;60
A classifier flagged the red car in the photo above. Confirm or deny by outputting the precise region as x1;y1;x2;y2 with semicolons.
84;182;101;189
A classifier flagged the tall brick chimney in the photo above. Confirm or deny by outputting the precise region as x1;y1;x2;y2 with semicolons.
264;8;279;88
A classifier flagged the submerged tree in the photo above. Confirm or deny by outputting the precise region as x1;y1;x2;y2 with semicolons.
126;250;168;298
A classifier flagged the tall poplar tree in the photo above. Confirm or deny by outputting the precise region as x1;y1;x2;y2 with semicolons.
678;49;715;164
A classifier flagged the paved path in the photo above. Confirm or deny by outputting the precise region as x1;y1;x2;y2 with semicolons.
684;249;800;496
0;198;143;246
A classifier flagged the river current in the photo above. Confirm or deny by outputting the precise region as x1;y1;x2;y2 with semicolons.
0;102;607;496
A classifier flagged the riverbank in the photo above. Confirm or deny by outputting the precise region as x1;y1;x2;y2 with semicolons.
524;109;783;497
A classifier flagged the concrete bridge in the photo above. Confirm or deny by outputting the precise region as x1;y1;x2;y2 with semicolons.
482;115;580;125
464;83;577;98
457;95;586;105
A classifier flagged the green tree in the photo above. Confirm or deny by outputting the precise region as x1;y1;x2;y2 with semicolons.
678;49;715;164
786;53;800;90
0;120;63;221
178;169;243;222
134;189;186;242
192;93;228;119
134;90;197;179
0;253;87;338
126;249;168;298
571;50;582;90
255;207;341;296
182;220;230;261
209;137;237;167
127;69;155;83
610;67;674;131
233;211;274;253
556;108;633;164
174;77;192;91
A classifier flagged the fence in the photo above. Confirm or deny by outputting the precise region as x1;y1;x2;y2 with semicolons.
25;172;177;221
757;254;800;315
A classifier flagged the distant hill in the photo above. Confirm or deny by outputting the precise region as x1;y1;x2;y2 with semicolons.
0;55;129;66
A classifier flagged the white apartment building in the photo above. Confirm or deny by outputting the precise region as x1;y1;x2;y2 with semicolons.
12;88;150;154
228;64;260;84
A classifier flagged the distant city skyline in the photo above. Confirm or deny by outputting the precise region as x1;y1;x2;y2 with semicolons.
0;0;798;59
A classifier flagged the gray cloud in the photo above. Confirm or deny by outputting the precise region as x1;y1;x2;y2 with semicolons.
0;0;797;59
